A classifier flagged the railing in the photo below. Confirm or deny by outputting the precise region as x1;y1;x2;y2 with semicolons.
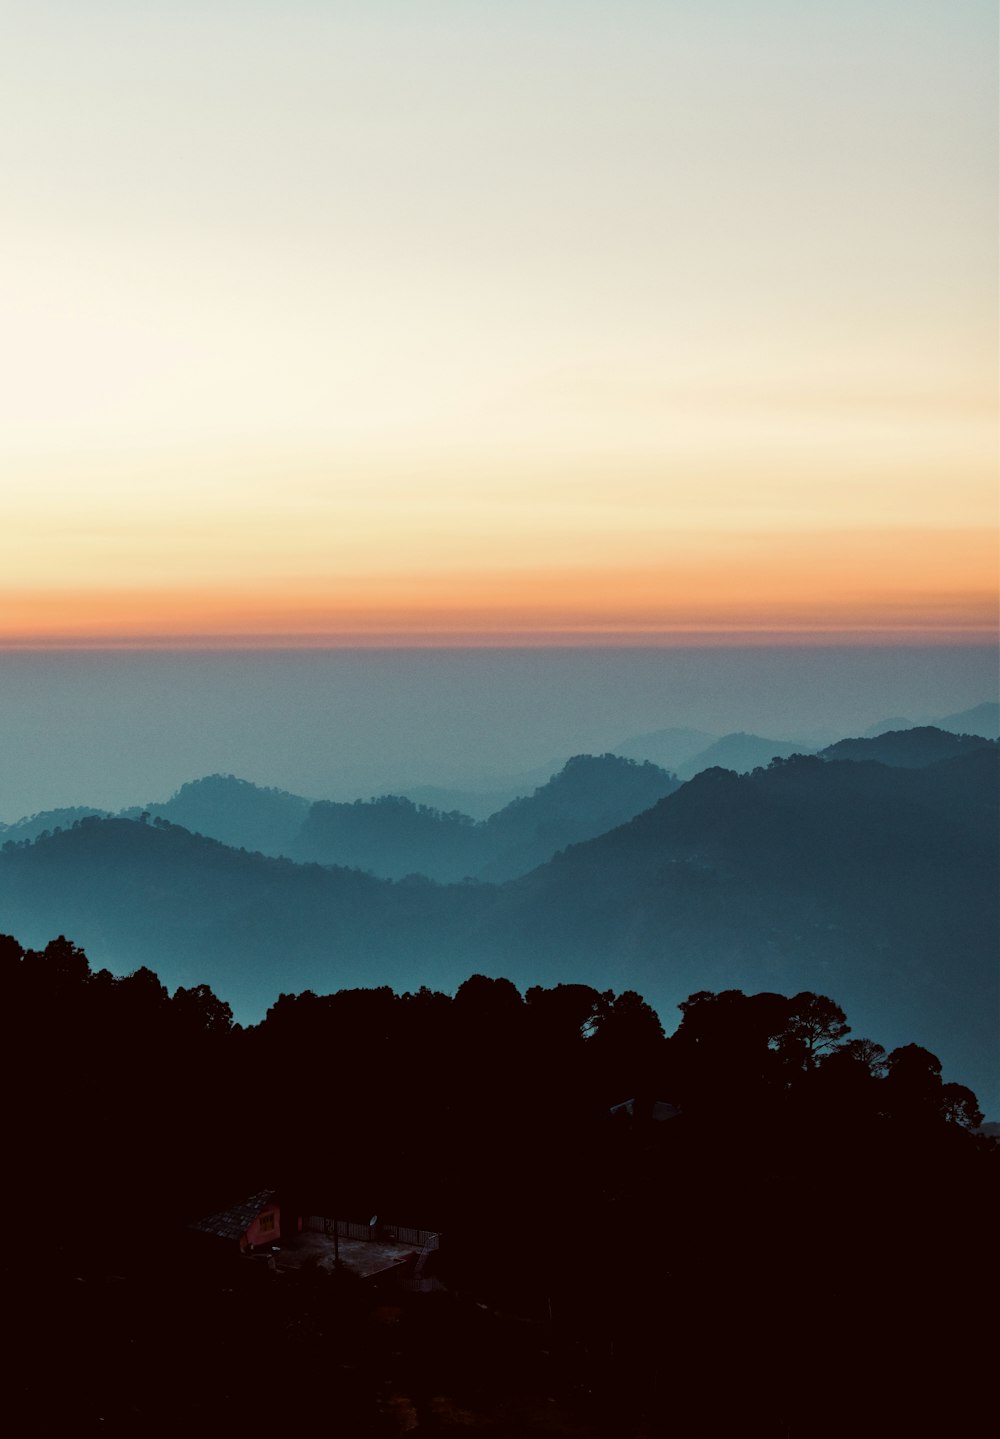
306;1216;440;1249
383;1225;440;1249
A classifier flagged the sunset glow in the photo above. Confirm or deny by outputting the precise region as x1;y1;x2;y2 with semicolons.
0;526;995;648
2;2;996;647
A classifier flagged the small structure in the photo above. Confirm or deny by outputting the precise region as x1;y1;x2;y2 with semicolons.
188;1189;303;1251
259;1217;444;1286
187;1196;442;1287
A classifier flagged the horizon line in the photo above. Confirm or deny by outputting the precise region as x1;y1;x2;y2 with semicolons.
0;627;997;653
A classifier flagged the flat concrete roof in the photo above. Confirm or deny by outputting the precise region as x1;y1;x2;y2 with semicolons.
269;1229;418;1281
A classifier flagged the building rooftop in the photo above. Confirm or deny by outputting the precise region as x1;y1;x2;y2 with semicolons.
189;1189;275;1243
272;1229;419;1280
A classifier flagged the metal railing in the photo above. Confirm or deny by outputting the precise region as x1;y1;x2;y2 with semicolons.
306;1216;440;1249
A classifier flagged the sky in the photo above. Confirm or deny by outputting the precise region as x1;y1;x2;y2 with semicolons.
2;0;997;645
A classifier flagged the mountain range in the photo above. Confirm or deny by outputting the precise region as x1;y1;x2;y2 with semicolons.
289;754;680;880
6;694;993;855
0;753;677;877
861;701;999;741
1;731;996;1109
612;701;998;772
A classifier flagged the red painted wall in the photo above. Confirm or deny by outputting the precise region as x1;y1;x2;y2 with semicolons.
241;1206;303;1250
242;1205;280;1250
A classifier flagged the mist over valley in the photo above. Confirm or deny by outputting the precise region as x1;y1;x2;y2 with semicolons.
2;654;996;1111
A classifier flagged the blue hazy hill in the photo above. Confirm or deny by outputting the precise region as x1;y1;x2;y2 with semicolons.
290;754;680;880
819;727;995;768
0;746;995;1108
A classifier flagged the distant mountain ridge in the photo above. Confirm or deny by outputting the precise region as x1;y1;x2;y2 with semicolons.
934;701;999;739
0;806;112;845
611;726;716;771
862;702;998;741
672;731;813;780
0;744;995;1108
124;774;311;856
0;754;677;884
290;754;680;880
612;699;998;773
819;727;996;768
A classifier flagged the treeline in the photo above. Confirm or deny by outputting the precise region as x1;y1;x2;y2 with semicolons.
4;934;997;1435
3;746;995;1112
4;931;991;1248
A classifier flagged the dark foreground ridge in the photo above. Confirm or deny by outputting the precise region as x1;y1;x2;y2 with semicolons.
4;934;996;1436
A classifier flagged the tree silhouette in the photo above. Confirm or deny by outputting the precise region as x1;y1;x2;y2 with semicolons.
173;983;234;1035
776;992;850;1069
939;1081;984;1130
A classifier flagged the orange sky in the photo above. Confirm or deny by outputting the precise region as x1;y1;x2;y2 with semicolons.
1;529;994;648
2;4;996;648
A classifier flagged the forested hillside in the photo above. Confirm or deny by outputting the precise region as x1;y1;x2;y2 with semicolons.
0;748;996;1106
819;726;995;767
283;752;679;879
4;935;996;1435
